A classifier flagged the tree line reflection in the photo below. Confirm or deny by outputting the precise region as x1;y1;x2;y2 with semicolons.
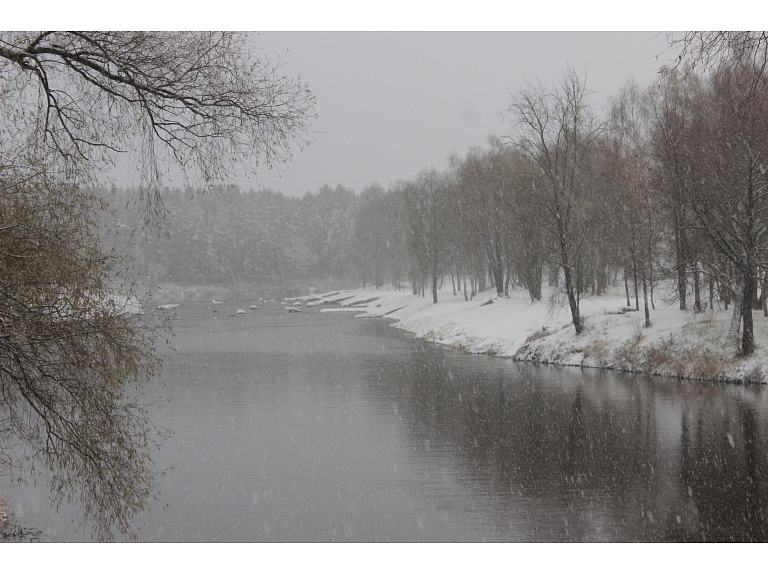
363;340;768;541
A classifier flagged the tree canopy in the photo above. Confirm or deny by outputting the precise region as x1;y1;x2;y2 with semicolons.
0;31;316;219
0;31;315;540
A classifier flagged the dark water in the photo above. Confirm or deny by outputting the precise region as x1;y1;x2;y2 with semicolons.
4;301;768;541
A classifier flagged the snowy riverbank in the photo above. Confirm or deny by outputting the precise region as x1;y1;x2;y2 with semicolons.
298;284;768;384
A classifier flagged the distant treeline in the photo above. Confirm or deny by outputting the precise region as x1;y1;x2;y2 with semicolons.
111;55;768;357
348;63;768;357
108;184;356;290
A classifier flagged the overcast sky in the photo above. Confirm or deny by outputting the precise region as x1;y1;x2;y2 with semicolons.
226;32;677;197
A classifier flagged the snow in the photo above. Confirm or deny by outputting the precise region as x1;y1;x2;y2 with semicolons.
300;284;768;384
157;303;180;310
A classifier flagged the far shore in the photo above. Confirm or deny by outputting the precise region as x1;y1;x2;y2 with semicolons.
294;283;767;385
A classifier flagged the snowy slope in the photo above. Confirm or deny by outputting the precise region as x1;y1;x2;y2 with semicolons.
299;284;767;384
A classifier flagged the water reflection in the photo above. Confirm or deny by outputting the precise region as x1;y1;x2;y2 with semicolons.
3;304;767;541
361;335;768;541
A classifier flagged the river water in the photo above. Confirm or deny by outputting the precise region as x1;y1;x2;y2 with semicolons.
4;300;768;541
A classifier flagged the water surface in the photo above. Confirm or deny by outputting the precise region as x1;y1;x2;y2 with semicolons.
4;300;768;541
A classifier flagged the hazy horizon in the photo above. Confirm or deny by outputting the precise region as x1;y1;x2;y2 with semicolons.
112;32;678;197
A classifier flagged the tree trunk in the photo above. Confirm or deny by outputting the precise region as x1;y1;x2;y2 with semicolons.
754;266;764;311
642;269;651;328
558;223;582;334
741;269;755;356
624;267;631;307
649;255;655;310
762;270;768;317
632;253;639;311
488;238;504;297
548;263;559;287
675;207;687;311
645;205;655;310
432;256;438;304
728;281;743;351
693;260;702;313
576;256;581;308
495;240;505;296
563;262;583;334
525;256;542;301
597;246;607;296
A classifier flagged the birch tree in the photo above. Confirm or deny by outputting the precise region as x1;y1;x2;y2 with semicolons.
508;68;604;334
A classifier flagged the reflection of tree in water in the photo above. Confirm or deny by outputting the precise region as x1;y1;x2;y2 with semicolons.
679;399;768;541
362;340;768;541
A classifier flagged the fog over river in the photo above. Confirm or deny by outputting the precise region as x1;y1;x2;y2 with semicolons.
6;301;768;541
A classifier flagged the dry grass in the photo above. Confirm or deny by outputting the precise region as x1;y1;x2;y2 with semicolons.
422;330;437;342
645;344;672;372
582;339;610;366
691;353;725;379
524;328;550;344
745;364;765;384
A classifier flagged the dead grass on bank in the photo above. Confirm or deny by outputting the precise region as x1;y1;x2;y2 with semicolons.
513;308;766;385
524;327;550;345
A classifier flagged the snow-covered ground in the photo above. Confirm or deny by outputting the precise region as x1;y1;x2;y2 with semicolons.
297;283;768;384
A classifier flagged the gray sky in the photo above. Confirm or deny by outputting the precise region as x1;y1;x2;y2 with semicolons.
232;32;676;197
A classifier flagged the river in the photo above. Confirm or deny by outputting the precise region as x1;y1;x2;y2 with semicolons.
4;300;768;541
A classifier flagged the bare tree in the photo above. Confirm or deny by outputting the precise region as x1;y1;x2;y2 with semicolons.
0;32;315;539
609;79;657;327
666;34;768;355
647;68;706;311
670;32;768;95
0;166;169;540
0;31;315;220
453;143;508;298
407;170;451;304
350;183;389;289
688;63;768;355
507;68;604;334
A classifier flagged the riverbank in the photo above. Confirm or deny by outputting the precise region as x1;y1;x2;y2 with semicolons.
143;281;350;305
300;283;767;384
